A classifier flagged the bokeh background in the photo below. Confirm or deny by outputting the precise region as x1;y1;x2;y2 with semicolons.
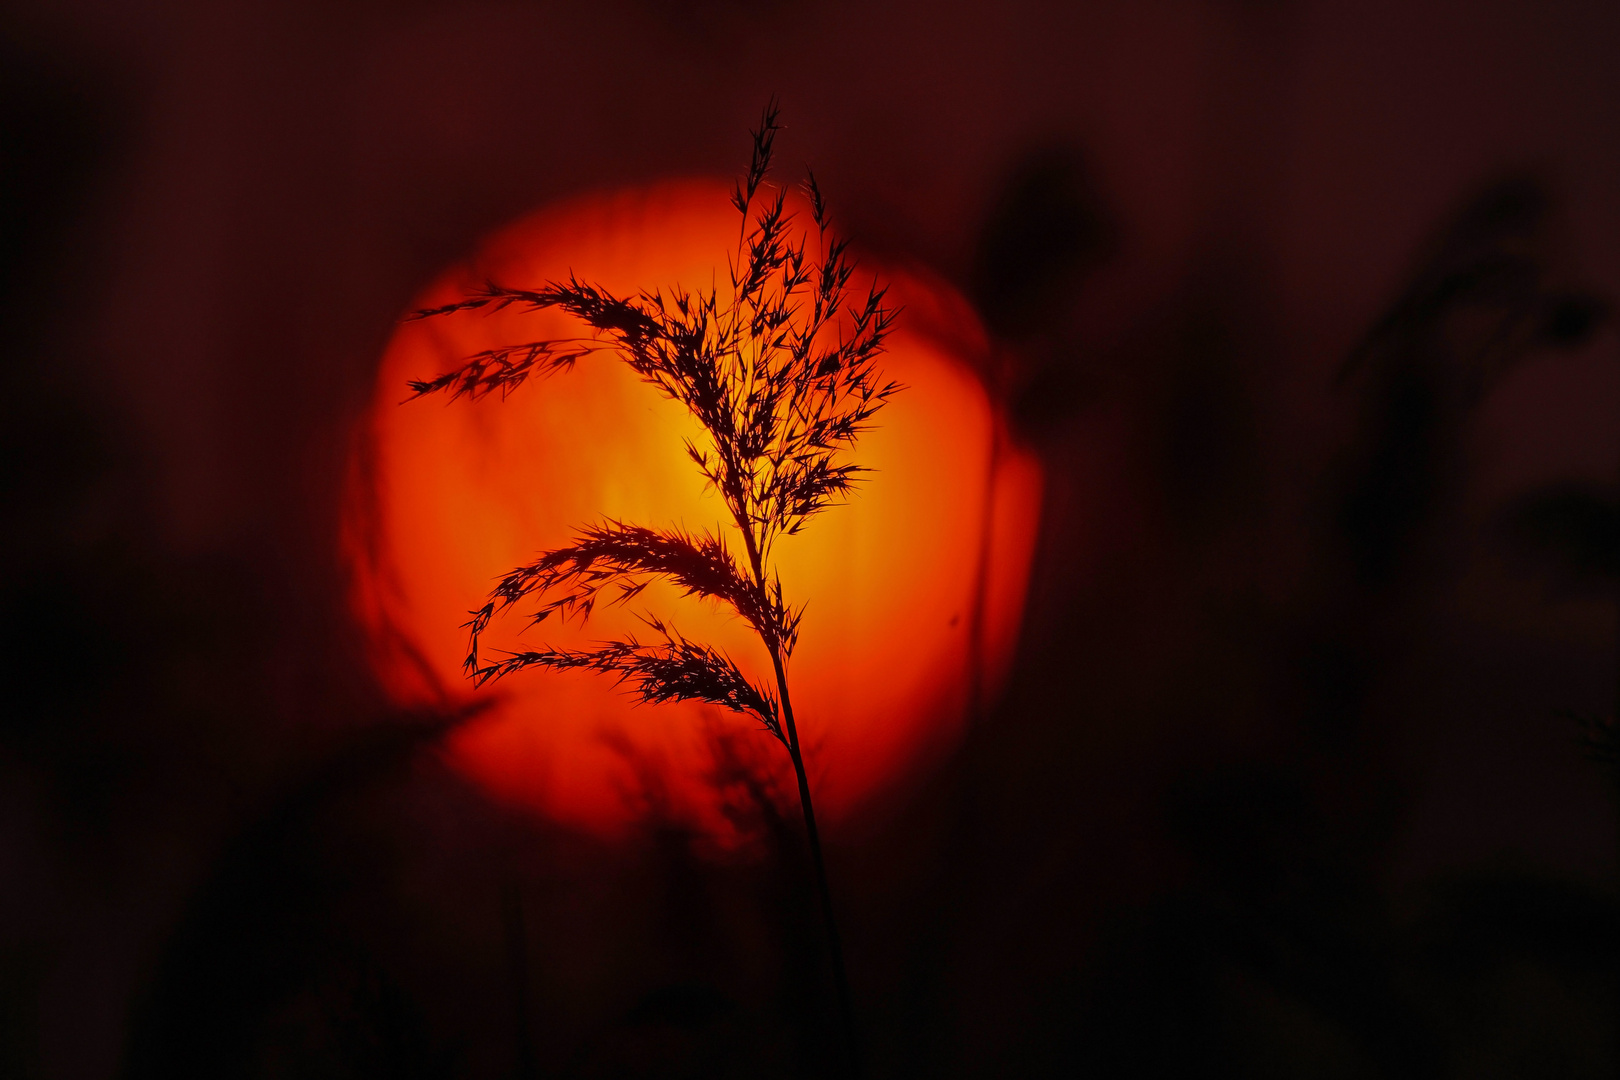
2;0;1616;1076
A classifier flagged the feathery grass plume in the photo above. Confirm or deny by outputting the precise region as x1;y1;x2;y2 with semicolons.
407;99;893;1074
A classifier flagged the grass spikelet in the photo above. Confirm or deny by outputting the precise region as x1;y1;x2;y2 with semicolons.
408;103;890;1076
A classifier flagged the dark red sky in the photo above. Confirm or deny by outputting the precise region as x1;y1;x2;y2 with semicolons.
15;0;1613;548
3;1;1617;1077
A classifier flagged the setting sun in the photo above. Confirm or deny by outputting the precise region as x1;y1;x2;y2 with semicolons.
344;180;1041;837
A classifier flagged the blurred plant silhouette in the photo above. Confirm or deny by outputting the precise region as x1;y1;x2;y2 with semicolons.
405;100;893;1073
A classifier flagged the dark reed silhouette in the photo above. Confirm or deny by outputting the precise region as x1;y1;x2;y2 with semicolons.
404;101;894;1073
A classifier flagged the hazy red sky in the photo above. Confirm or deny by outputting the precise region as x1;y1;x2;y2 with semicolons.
10;0;1609;555
4;2;1618;1077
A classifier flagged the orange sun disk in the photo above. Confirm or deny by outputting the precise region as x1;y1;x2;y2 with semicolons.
344;180;1042;839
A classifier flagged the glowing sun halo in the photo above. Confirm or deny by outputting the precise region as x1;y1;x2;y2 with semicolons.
344;180;1042;837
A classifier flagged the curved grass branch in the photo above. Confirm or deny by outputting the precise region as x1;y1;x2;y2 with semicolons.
407;101;886;1076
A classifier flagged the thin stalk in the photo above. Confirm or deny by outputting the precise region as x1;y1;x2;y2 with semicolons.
771;649;859;1077
502;879;539;1080
965;408;1004;726
738;520;860;1076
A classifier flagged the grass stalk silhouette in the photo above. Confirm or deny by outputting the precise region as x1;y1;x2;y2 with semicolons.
405;101;895;1073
